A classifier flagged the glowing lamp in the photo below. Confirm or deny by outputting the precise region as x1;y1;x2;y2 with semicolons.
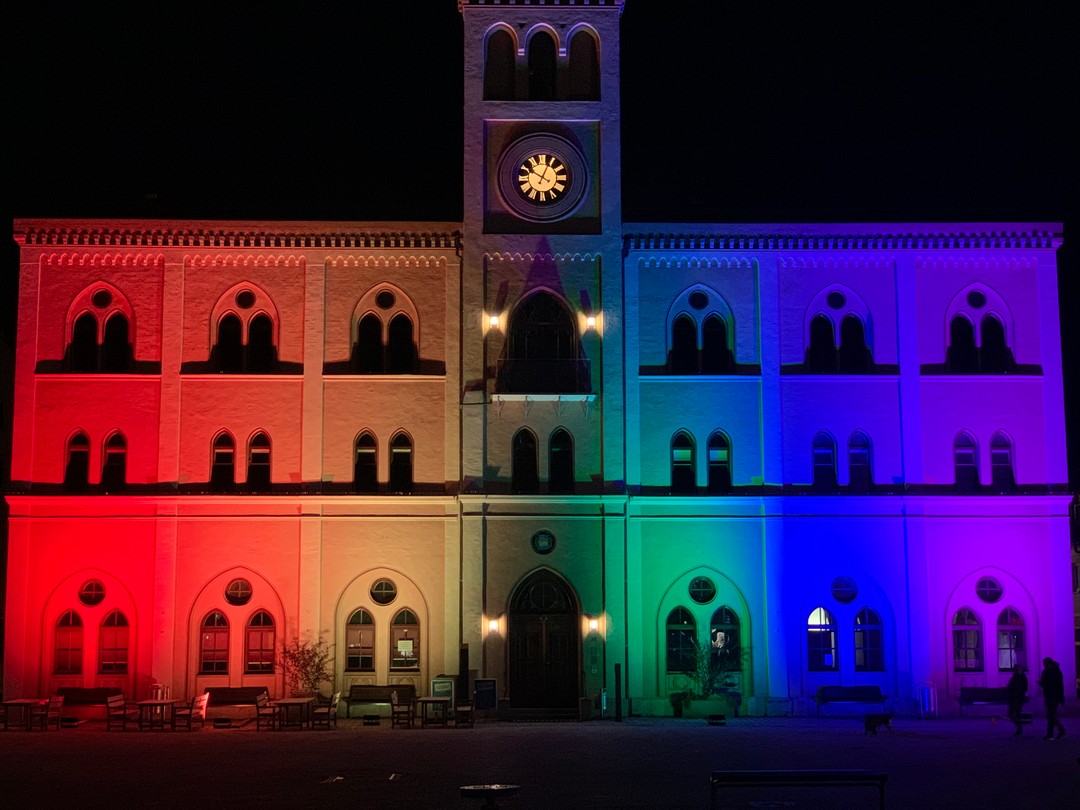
586;315;597;329
488;315;500;328
588;617;600;633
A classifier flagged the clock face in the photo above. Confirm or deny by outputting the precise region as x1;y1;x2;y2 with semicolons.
517;153;571;204
497;134;589;223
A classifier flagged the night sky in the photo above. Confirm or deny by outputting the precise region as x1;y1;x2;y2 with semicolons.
6;0;1078;484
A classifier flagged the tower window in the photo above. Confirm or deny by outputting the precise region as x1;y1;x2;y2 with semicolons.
706;432;732;493
954;432;979;492
812;432;837;491
807;314;837;373
211;434;236;491
548;429;575;494
101;432;127;492
247;432;271;491
527;31;557;101
354;433;378;493
567;29;600;100
847;431;872;492
990;432;1015;491
671;432;695;494
389;433;413;493
64;433;90;491
512;429;539;495
484;28;516;100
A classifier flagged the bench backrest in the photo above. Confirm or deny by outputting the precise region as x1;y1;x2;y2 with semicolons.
958;686;1009;702
57;687;124;705
347;684;417;703
817;685;885;702
205;686;270;706
106;695;128;712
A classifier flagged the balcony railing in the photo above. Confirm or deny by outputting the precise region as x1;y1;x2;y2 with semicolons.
496;359;592;394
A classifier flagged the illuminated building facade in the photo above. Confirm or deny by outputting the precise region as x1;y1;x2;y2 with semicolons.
4;0;1073;717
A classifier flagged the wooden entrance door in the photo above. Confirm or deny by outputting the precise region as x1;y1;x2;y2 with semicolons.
509;571;579;708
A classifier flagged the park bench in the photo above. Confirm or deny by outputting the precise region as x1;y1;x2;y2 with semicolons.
204;686;269;724
957;686;1023;716
340;684;417;720
814;685;886;716
55;687;124;722
710;769;887;810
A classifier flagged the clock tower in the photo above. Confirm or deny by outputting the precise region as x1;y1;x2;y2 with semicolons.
458;0;625;715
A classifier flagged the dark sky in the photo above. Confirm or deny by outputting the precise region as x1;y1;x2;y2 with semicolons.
6;0;1079;483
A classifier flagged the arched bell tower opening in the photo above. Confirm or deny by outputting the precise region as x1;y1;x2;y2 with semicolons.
508;569;581;710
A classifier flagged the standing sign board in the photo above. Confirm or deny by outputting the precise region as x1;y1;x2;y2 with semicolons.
474;678;497;710
431;677;455;705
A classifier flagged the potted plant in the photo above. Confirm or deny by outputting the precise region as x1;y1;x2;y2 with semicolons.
278;637;334;698
680;638;750;718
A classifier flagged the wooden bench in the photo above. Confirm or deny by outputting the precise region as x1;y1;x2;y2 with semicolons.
958;686;1023;716
710;770;887;810
56;687;124;722
204;687;269;723
341;684;417;719
814;685;886;716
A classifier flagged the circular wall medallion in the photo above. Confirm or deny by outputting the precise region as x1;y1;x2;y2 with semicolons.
224;578;252;605
967;290;987;309
497;134;588;223
370;578;398;605
91;290;113;308
235;290;256;309
78;580;106;606
375;290;396;309
976;576;1003;603
531;530;556;555
831;576;858;603
689;291;709;310
826;291;847;310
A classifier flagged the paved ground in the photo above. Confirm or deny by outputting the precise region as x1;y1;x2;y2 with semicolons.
1;711;1077;808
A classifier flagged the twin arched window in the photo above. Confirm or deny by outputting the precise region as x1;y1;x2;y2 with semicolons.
351;432;415;493
806;607;884;672
209;432;273;491
198;609;276;675
670;431;733;493
807;314;871;373
511;428;575;494
63;432;126;491
954;431;1016;492
946;314;1015;374
484;26;599;101
355;313;417;374
811;431;874;491
665;606;743;677
53;609;130;676
670;314;734;375
213;312;278;373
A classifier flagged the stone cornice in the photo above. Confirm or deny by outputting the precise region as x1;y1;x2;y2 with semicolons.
459;0;623;12
485;251;599;263
14;220;462;251
624;225;1061;252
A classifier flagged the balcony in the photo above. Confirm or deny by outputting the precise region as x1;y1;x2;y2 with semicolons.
496;359;592;395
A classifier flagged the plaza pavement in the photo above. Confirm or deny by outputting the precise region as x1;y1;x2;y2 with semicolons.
1;710;1077;808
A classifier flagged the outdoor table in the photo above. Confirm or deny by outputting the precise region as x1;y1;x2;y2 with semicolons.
417;696;451;728
270;697;314;730
460;784;520;808
2;699;47;731
136;699;179;731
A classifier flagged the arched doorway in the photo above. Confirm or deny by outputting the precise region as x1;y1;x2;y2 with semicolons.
508;570;580;709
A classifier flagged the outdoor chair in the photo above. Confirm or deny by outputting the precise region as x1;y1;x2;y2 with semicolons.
106;694;137;730
453;694;475;728
390;690;414;729
31;695;64;731
312;691;340;730
255;693;279;731
174;692;209;730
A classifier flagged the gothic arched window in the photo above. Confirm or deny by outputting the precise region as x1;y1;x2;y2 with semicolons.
848;431;872;492
389;433;413;493
548;428;575;494
807;607;837;671
854;608;884;671
101;432;126;492
946;315;978;374
665;607;695;673
701;315;733;374
980;314;1014;373
706;432;732;493
345;609;375;671
211;433;235;491
245;611;275;674
952;607;982;672
247;432;271;491
386;314;416;374
68;312;99;372
996;607;1025;671
354;432;378;493
990;432;1015;492
55;610;83;675
102;313;132;373
390;608;420;670
812;432;837;491
954;432;979;492
64;432;90;491
671;431;695;493
200;611;229;674
505;292;584;393
99;610;129;674
512;429;539;494
247;313;277;373
838;314;870;373
807;315;836;373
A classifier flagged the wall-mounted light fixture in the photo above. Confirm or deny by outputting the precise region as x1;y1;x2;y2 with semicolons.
485;615;502;636
581;312;602;334
484;312;502;335
588;617;600;633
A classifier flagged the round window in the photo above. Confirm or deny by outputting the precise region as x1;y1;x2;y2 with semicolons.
826;291;846;310
689;291;709;310
689;576;717;604
78;580;106;606
224;578;253;606
371;578;398;605
375;290;396;309
235;290;256;309
831;576;858;604
91;290;113;308
967;290;987;309
976;576;1003;603
531;530;556;555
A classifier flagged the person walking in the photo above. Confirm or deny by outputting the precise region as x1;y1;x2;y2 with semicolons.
1005;664;1028;735
1037;657;1066;740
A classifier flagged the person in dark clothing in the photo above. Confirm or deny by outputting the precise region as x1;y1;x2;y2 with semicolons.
1037;657;1066;740
1005;664;1028;735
